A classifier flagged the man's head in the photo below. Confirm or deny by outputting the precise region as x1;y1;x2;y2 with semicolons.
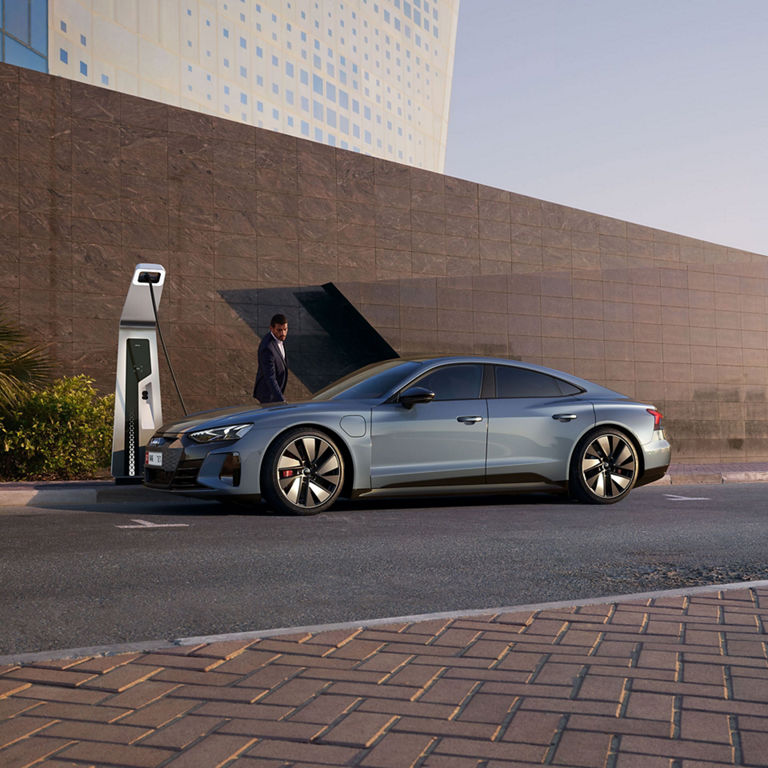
270;313;288;342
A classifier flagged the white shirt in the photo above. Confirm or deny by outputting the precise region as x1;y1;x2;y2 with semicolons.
271;331;285;359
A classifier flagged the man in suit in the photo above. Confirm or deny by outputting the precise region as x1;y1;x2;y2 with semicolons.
253;313;288;403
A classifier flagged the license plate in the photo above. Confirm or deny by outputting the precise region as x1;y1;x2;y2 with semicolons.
147;451;163;467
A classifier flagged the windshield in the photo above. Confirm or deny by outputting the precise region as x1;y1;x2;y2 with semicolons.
312;359;423;401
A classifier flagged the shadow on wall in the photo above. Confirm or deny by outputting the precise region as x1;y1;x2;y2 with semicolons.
219;282;398;393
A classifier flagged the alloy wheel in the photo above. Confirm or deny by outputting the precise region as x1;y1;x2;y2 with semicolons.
275;435;342;511
580;432;637;500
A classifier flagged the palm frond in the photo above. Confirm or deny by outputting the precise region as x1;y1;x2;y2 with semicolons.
0;307;53;410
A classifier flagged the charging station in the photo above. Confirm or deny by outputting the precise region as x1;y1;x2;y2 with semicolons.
111;264;166;482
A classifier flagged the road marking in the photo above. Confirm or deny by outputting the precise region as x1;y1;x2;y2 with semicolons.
665;494;710;502
116;519;189;529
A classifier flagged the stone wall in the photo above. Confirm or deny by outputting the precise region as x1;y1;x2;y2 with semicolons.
1;62;767;462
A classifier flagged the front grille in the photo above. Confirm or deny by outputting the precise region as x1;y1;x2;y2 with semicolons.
145;458;204;489
171;458;204;488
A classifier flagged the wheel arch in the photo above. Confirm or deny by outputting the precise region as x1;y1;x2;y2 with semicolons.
260;422;356;499
567;422;645;484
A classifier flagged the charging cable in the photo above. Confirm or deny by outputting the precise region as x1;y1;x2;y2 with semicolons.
141;273;188;416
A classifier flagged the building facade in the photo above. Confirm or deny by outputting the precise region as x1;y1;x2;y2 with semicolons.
21;0;457;173
2;62;768;464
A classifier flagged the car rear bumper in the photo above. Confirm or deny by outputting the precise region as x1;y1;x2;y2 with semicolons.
637;433;672;487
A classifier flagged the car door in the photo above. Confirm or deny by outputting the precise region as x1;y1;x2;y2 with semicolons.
370;363;488;489
486;365;595;485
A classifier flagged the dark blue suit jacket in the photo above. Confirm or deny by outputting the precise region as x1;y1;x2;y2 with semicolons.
253;333;288;403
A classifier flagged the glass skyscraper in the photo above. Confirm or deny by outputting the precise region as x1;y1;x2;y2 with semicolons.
32;0;458;173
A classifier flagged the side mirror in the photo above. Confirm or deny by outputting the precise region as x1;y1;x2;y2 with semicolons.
400;386;435;409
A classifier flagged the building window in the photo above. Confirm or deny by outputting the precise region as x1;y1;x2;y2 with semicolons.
80;34;87;46
80;61;87;75
60;48;68;64
101;74;109;85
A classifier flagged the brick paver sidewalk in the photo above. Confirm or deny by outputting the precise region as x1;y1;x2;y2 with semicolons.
2;586;768;767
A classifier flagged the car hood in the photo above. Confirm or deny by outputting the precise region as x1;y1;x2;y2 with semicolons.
157;399;368;434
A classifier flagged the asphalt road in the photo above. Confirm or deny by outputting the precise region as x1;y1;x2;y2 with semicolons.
1;483;767;656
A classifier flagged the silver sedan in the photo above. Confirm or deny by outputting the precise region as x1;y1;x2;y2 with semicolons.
144;357;671;514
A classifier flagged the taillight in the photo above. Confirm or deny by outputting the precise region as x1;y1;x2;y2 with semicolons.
647;409;663;430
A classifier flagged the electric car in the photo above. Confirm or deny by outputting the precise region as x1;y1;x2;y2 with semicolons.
144;356;671;514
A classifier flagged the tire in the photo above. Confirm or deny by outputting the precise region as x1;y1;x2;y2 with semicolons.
261;428;345;515
569;428;638;504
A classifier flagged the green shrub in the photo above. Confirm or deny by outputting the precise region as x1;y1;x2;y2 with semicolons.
0;375;114;481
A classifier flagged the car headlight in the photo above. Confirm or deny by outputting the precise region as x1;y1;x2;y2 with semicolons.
189;424;253;443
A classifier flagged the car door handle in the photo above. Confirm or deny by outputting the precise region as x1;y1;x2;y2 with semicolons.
552;413;577;422
457;415;483;424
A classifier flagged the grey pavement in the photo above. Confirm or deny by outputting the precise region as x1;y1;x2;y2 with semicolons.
2;465;768;766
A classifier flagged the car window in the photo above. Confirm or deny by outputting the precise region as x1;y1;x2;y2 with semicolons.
314;360;422;400
494;365;582;398
413;364;484;401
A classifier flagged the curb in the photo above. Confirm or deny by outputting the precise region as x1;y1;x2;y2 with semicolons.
667;470;768;485
0;482;182;507
3;578;768;666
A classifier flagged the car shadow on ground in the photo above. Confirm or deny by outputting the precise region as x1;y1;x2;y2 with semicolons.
28;489;575;518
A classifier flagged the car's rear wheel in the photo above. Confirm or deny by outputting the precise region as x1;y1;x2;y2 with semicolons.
570;428;638;504
261;428;345;515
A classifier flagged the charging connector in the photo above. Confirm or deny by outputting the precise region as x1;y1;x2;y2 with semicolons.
146;278;188;416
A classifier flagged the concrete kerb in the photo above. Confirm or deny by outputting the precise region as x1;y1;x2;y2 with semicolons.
0;481;185;507
3;578;768;666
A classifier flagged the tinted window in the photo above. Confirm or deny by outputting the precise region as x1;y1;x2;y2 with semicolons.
495;366;581;398
413;364;483;401
313;360;422;400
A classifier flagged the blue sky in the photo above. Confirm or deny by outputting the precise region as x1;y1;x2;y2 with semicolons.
445;0;768;255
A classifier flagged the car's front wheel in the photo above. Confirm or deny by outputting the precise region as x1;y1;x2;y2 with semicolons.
570;428;638;504
261;428;345;515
